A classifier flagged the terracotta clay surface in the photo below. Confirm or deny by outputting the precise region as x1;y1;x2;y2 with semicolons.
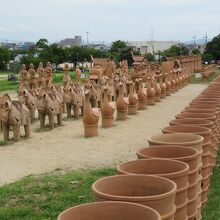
92;174;177;220
83;90;100;137
162;125;211;143
117;159;189;220
57;201;161;220
0;94;31;141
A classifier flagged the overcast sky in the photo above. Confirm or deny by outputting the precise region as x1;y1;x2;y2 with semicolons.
0;0;219;43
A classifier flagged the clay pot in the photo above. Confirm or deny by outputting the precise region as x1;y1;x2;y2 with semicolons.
154;76;161;102
117;159;189;220
128;81;138;115
137;146;200;220
147;77;155;105
92;174;177;220
136;79;147;110
83;90;100;137
101;87;115;128
57;201;161;220
116;82;128;120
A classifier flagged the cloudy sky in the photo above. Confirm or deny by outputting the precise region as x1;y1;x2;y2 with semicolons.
0;0;219;43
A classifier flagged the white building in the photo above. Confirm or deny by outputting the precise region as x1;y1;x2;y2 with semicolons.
127;40;178;54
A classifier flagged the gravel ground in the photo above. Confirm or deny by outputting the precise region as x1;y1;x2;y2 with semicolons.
0;84;207;186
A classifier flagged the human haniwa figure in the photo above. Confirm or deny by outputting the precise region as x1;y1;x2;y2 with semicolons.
45;62;53;86
28;63;37;89
20;64;29;88
37;62;45;88
63;63;71;88
76;65;81;82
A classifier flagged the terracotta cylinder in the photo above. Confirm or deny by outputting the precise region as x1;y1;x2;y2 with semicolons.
162;125;211;144
128;104;138;115
148;133;204;166
128;82;138;115
117;159;189;220
175;112;218;142
175;112;218;168
92;174;177;220
148;133;204;218
84;124;98;137
169;118;215;168
136;146;200;220
147;77;155;105
117;110;127;120
183;107;220;137
102;116;114;128
138;101;147;110
57;201;161;220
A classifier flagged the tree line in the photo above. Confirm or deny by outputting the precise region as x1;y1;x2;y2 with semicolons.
0;34;219;71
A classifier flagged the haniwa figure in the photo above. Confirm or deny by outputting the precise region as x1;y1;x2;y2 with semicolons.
28;63;37;89
37;62;45;88
63;63;71;88
20;64;29;88
76;66;81;82
45;62;53;86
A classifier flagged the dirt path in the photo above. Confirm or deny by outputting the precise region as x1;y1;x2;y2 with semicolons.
0;84;207;186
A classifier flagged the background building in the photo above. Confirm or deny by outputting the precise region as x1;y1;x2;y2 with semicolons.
58;36;82;48
127;40;178;54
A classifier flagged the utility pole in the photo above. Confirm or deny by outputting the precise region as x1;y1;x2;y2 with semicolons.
205;33;208;45
150;28;155;55
193;36;196;47
86;31;89;46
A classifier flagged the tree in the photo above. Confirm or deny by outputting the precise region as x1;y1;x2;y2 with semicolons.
162;45;190;57
0;47;11;70
110;40;140;66
110;40;127;53
205;34;220;60
145;53;155;62
192;48;201;55
202;53;213;63
36;38;49;49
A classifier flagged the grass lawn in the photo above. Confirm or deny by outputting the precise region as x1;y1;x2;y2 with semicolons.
0;149;219;220
0;71;88;92
190;68;220;84
0;168;116;220
0;80;19;92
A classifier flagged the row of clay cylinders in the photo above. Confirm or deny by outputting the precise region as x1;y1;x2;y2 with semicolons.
144;133;204;220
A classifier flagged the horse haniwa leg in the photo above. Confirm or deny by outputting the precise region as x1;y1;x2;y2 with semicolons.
13;124;21;141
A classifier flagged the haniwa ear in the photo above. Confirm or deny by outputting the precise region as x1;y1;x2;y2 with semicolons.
3;94;11;101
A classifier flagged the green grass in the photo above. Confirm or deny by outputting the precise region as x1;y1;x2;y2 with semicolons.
202;150;220;220
0;71;13;75
190;69;220;84
0;149;219;220
0;168;116;220
0;80;19;92
52;71;77;84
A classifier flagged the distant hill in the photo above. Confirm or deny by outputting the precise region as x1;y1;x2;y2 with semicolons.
184;38;211;45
